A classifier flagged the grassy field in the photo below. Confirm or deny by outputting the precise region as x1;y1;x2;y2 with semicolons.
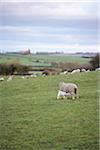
0;71;99;150
0;54;90;66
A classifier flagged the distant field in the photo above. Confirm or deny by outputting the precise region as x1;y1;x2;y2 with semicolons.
0;54;90;66
0;71;99;150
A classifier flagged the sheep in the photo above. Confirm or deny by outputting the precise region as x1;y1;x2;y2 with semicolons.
58;82;78;100
81;68;86;72
86;69;90;72
30;74;37;78
71;69;80;74
57;90;72;99
0;77;4;81
21;76;25;79
42;70;57;76
7;76;13;82
63;71;68;75
95;67;100;71
42;70;50;76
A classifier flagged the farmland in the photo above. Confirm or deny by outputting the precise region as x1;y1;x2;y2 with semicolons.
0;54;90;67
0;71;99;150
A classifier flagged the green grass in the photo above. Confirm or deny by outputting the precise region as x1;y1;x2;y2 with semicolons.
0;71;99;150
0;54;90;66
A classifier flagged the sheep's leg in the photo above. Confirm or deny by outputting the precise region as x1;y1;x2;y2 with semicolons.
75;95;79;99
74;88;79;99
57;96;59;99
71;92;75;100
72;96;75;100
57;95;64;100
62;95;65;99
74;92;79;99
57;95;59;99
57;91;60;99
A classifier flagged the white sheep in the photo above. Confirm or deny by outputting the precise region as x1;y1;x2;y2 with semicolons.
21;76;25;79
71;69;80;74
60;71;68;75
86;69;90;72
63;71;68;74
95;67;100;71
57;90;72;99
30;74;37;78
7;76;13;82
58;82;78;100
0;77;4;81
81;68;86;72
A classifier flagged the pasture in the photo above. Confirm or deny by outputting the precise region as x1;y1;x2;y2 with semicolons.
0;71;99;150
0;54;90;66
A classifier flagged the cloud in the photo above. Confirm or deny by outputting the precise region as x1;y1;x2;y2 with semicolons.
0;25;98;45
0;1;98;53
0;0;98;2
0;2;97;18
0;2;98;30
1;1;98;33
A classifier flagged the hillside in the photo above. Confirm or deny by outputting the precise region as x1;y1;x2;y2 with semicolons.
0;54;90;66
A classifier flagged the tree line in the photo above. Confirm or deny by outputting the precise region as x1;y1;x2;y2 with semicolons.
0;63;30;75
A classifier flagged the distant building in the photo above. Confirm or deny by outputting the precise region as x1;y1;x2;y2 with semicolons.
20;49;31;55
6;49;31;55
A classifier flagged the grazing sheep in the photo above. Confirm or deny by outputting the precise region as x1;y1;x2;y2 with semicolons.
86;69;90;72
0;77;4;81
42;70;50;76
81;68;86;72
30;74;37;78
58;82;78;100
95;67;100;71
57;90;72;99
42;70;57;76
42;74;46;77
60;71;68;75
71;69;80;74
63;71;68;75
7;76;13;82
22;76;25;79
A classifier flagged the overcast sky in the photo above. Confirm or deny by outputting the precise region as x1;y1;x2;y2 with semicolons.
0;0;99;53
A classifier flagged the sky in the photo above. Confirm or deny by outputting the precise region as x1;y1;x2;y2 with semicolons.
0;0;99;53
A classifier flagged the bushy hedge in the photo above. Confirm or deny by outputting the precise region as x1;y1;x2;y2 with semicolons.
51;61;91;72
89;53;100;70
0;63;30;75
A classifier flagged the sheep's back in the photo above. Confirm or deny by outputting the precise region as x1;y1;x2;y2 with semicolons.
59;82;77;93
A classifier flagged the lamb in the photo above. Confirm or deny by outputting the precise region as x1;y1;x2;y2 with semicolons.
57;90;72;99
58;82;78;100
